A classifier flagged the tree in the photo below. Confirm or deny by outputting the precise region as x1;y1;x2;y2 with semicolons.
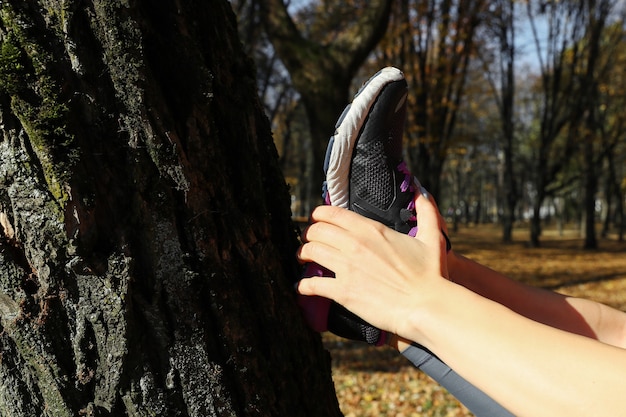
573;0;623;249
598;23;626;241
0;1;342;415
258;0;393;213
525;0;623;248
524;0;585;247
480;0;518;242
374;0;488;199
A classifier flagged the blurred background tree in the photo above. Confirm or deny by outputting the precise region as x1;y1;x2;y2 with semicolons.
235;0;394;215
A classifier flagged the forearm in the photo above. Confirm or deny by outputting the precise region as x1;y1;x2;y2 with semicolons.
448;251;626;347
407;280;626;417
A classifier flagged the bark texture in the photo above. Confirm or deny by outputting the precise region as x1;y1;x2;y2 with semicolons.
0;1;341;416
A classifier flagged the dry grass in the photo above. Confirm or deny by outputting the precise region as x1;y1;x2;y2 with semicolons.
326;224;626;417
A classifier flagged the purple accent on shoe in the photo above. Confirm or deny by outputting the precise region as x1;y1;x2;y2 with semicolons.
375;331;389;347
397;162;415;194
303;262;331;278
297;263;334;332
400;177;411;193
297;295;332;332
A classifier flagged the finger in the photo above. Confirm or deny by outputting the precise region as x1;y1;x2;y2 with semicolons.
297;240;345;274
301;220;353;250
421;188;450;237
299;221;365;272
297;276;342;301
413;192;445;249
310;205;380;232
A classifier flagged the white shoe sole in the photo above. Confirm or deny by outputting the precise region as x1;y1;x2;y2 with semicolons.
324;67;406;208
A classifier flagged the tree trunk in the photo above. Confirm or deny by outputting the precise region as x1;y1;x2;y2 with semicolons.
497;0;517;243
0;1;341;416
582;135;599;249
259;0;393;213
606;147;624;242
529;172;545;248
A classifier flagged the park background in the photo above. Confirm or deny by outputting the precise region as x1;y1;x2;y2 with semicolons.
234;0;626;415
236;0;626;248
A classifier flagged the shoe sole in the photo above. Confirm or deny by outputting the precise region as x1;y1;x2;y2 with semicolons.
323;67;407;208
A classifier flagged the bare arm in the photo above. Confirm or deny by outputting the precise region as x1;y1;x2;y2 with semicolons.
448;251;626;348
410;278;626;417
297;197;626;417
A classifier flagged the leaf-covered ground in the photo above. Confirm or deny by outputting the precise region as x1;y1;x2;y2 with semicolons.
325;224;626;417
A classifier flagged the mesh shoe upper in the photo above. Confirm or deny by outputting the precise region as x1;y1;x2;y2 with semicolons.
324;67;416;235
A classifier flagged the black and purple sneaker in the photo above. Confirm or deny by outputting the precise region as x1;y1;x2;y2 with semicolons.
323;66;417;235
298;67;418;346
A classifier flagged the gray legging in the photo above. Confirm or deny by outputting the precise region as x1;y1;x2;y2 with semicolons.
403;343;515;417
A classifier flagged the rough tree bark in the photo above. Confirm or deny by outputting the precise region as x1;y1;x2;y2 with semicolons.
0;1;342;416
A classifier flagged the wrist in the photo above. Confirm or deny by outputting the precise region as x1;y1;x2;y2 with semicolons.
397;278;458;348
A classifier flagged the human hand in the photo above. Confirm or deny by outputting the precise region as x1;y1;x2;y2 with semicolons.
423;186;450;238
296;262;389;346
296;192;449;340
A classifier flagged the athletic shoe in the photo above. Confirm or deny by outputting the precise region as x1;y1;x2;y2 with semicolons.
298;67;412;346
323;66;417;235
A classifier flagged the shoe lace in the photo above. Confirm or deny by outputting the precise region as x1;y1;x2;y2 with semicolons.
397;161;418;237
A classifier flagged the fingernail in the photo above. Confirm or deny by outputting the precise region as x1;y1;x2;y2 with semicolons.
413;177;429;199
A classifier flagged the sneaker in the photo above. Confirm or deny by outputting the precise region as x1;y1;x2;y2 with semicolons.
298;67;414;346
323;66;417;235
299;67;451;345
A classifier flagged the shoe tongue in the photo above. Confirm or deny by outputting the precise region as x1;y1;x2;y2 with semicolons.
386;94;407;159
